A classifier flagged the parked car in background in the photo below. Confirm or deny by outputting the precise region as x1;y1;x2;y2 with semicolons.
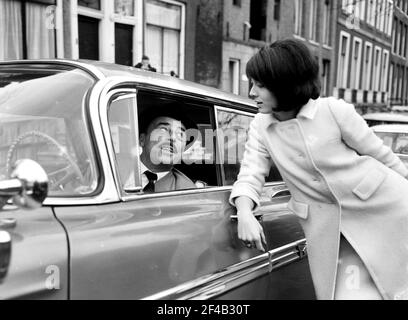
372;124;408;168
0;60;314;300
363;112;408;126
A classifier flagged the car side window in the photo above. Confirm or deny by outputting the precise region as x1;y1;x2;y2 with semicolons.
136;90;218;192
107;92;142;192
216;108;282;186
395;134;408;154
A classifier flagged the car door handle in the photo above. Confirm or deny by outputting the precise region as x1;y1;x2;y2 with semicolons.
230;213;263;221
0;231;11;283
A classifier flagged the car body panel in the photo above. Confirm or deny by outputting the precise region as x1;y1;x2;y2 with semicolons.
0;206;68;300
55;187;314;300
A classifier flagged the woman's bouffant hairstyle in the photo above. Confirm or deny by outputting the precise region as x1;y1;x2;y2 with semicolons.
246;39;321;112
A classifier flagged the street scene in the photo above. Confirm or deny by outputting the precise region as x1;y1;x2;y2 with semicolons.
1;0;408;303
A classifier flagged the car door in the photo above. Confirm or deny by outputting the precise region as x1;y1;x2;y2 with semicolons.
0;205;68;300
55;84;314;299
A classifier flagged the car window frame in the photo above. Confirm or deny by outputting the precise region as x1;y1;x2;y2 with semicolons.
103;88;144;197
214;105;284;187
101;83;286;203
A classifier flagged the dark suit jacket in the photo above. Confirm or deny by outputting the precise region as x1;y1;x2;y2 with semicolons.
154;168;196;192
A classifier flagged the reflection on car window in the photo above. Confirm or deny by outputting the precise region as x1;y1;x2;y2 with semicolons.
0;68;98;197
375;132;395;149
108;93;141;191
216;109;282;186
395;134;408;154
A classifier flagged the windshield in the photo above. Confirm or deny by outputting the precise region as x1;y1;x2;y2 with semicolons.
0;66;98;197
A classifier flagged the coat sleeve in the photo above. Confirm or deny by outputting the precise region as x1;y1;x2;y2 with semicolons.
329;98;408;177
229;115;273;210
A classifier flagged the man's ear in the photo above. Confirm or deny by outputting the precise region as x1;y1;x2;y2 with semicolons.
139;133;146;148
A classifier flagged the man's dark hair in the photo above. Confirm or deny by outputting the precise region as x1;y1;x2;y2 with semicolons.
142;55;149;60
246;39;321;112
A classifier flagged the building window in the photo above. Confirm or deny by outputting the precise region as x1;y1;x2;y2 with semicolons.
393;17;398;54
389;62;394;98
367;0;375;26
145;0;184;76
358;0;366;21
0;0;57;60
250;0;267;41
78;0;101;10
337;32;350;88
310;0;319;42
78;15;100;60
233;0;241;7
294;0;303;36
374;47;382;92
400;21;404;56
114;0;135;16
274;0;281;21
381;50;389;92
322;0;331;45
228;59;240;95
322;59;331;96
351;38;362;90
363;42;373;91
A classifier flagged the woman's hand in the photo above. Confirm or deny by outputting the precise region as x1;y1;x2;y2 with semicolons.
237;209;266;252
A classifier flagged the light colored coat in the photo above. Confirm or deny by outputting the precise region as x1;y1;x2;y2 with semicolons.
230;97;408;300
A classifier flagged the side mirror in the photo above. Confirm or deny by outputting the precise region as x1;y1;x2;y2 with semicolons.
0;159;48;210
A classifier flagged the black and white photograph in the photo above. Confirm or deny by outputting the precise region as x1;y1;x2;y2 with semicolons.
1;0;408;304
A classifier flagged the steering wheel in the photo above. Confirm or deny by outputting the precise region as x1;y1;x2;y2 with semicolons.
6;131;85;191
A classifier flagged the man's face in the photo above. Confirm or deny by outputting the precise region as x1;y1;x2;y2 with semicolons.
141;116;187;167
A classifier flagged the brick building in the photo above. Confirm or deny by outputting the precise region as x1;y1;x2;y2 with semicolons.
0;0;197;80
221;0;338;99
333;0;393;113
390;0;408;107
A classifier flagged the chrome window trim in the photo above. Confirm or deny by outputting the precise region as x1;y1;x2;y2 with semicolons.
142;238;307;300
100;88;142;197
215;105;256;118
0;59;106;80
119;181;288;202
214;105;256;185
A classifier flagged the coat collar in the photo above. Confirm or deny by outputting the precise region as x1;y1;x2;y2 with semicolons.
260;98;320;127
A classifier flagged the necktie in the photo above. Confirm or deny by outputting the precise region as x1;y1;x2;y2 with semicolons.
143;171;158;193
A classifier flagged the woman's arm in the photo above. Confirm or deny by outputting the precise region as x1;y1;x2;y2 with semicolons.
229;116;272;252
229;116;273;210
235;196;266;251
329;99;408;178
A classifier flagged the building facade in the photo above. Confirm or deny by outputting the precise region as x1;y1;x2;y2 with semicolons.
221;0;338;99
334;0;393;113
390;0;408;107
0;0;193;79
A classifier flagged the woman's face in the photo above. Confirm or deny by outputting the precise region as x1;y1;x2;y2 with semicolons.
249;81;278;114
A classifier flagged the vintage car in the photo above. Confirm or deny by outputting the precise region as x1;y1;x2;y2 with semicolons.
372;124;408;168
363;112;408;126
0;60;314;300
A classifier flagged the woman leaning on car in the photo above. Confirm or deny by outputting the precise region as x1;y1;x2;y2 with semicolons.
230;39;408;300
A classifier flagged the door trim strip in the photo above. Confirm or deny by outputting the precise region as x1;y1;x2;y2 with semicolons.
142;238;307;300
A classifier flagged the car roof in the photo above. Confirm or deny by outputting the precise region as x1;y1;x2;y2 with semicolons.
371;124;408;133
362;112;408;122
0;59;256;110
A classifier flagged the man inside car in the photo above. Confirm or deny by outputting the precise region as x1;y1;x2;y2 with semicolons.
125;106;198;193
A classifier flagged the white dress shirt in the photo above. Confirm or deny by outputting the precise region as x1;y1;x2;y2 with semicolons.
124;162;169;190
